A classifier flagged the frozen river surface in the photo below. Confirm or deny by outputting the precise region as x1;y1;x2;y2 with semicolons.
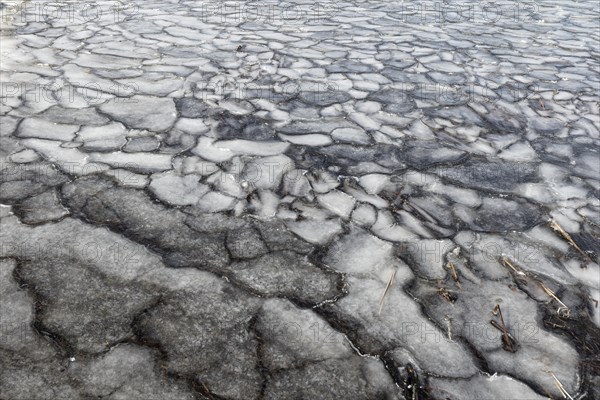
1;0;599;399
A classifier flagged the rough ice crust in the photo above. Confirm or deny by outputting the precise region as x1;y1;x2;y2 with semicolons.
1;0;599;399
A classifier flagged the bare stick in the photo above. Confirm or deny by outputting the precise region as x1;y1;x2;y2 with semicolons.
447;262;461;288
492;304;515;353
549;220;593;263
499;256;526;276
541;284;570;318
378;270;397;315
546;371;574;400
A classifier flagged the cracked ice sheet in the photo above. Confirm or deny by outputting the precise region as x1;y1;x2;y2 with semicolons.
1;0;599;399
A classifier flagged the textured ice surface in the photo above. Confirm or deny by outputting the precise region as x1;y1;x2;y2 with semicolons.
1;0;599;399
